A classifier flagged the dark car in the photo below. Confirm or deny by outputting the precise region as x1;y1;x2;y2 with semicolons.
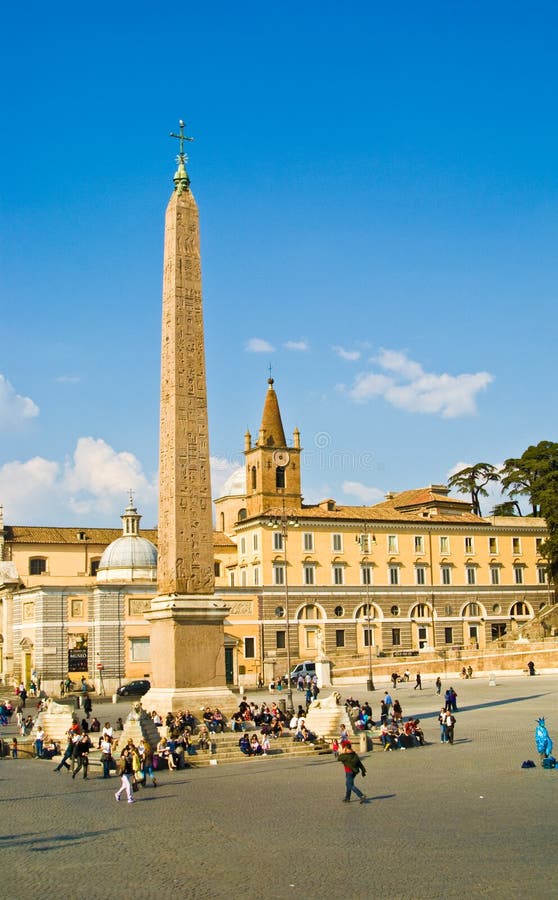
116;679;151;697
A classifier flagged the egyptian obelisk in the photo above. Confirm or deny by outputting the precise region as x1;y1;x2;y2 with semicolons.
143;121;235;713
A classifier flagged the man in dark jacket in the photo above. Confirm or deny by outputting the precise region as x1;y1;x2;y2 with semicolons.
338;740;367;804
72;733;92;779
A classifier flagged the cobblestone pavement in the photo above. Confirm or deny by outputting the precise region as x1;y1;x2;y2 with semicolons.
1;673;558;899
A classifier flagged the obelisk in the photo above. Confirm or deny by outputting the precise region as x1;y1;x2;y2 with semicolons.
143;121;235;714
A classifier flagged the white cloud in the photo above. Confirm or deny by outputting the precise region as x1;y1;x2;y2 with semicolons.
348;349;493;418
333;346;361;361
0;374;39;427
342;480;385;504
246;338;275;353
0;438;249;528
0;438;157;525
284;340;309;352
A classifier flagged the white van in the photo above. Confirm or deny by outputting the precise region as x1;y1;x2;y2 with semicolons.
290;661;316;684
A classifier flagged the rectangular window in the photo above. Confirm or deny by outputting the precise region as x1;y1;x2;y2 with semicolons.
512;537;521;555
514;566;524;585
29;558;47;576
466;566;476;585
240;537;246;555
303;565;315;586
253;533;259;551
129;637;150;662
536;538;543;555
273;532;283;551
444;627;453;645
276;631;286;650
273;565;285;586
391;628;401;646
415;566;426;586
241;568;247;587
333;565;344;585
90;559;100;576
469;625;478;642
389;566;399;586
441;566;451;585
414;536;424;553
361;565;372;586
490;566;500;585
439;536;449;554
253;566;260;586
332;533;343;552
538;566;547;584
388;535;398;553
465;536;474;554
229;571;235;587
244;637;255;659
489;537;498;554
214;561;221;577
364;627;374;647
303;532;314;552
335;629;345;648
359;533;370;553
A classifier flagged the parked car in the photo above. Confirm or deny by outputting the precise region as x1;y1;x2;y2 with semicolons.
116;679;151;697
290;662;316;684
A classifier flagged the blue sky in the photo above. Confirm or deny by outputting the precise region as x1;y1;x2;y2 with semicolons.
2;2;557;526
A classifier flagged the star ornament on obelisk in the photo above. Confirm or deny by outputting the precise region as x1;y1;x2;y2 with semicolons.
143;121;235;714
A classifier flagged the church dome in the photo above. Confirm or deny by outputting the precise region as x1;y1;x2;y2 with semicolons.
96;498;157;583
219;467;246;498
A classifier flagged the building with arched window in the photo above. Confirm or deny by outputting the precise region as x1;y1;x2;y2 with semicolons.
0;379;555;692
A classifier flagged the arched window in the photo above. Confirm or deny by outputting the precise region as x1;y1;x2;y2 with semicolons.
219;512;225;531
251;466;257;490
238;508;247;521
297;604;323;620
276;466;285;489
463;602;481;617
511;601;530;618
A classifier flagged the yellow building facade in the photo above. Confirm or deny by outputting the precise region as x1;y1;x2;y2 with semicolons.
0;380;553;693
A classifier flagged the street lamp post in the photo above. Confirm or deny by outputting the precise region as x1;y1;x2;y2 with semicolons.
266;494;299;714
356;529;375;691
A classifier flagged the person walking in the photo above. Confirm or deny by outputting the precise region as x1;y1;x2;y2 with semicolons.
338;740;367;804
435;677;442;695
72;733;92;779
100;735;113;779
138;739;157;787
53;734;74;772
115;744;136;803
445;711;456;744
439;708;449;743
414;673;422;690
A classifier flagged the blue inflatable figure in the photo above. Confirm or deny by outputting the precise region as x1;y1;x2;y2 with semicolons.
535;717;553;758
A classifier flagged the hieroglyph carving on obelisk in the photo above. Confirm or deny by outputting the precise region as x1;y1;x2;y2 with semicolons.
157;120;215;597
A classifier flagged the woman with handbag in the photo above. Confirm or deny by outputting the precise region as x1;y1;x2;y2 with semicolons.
114;743;136;803
138;739;157;787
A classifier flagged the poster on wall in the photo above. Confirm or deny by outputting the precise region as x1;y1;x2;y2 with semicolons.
68;634;88;672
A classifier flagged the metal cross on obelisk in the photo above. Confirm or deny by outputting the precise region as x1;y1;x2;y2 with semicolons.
170;119;194;193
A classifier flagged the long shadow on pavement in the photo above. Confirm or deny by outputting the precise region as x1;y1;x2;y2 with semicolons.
413;693;549;721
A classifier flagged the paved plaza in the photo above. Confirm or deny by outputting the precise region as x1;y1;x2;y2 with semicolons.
1;673;558;899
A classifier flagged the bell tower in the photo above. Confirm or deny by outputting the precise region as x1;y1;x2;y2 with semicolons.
244;378;302;516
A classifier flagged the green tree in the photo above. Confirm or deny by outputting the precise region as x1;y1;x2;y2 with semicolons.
490;500;522;517
502;442;558;582
447;463;500;516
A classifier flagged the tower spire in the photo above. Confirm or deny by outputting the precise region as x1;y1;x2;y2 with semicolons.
170;119;194;194
258;377;287;447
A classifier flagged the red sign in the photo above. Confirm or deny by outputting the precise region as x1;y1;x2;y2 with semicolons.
96;663;104;670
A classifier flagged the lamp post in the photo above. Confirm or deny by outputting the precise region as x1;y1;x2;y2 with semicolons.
356;529;375;691
265;493;299;713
